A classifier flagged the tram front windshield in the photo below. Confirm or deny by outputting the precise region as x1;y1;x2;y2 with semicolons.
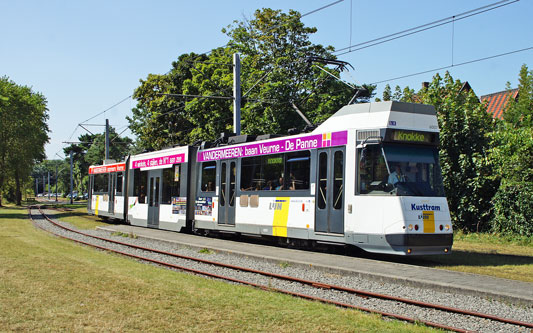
359;144;445;197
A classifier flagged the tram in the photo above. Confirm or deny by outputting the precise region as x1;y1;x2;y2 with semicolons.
88;101;453;255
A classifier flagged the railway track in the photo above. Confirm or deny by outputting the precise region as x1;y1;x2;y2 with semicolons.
29;205;533;332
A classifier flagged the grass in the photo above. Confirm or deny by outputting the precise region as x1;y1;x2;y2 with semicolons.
0;205;435;332
412;231;533;282
198;248;213;254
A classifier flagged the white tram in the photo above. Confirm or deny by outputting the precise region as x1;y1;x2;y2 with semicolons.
88;101;453;255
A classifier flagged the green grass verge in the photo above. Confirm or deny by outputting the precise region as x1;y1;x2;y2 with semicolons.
0;206;435;332
413;231;533;282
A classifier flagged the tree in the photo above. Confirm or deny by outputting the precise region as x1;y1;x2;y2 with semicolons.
503;64;533;127
0;77;49;205
129;9;372;149
489;64;533;237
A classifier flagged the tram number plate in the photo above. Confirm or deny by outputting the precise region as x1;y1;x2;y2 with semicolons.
422;211;435;233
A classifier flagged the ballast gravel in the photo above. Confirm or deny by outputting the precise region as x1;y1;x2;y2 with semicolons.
31;208;533;333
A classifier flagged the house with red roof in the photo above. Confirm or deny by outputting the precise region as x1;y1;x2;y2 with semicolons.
479;89;519;120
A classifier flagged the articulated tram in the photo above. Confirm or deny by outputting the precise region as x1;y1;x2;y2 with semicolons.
88;101;453;255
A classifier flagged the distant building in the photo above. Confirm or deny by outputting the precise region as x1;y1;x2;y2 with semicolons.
479;89;519;120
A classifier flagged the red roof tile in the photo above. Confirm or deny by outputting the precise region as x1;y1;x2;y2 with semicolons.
480;89;519;120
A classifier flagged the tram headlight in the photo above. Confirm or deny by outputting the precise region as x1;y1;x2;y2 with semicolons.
408;224;413;231
414;224;419;231
445;224;450;231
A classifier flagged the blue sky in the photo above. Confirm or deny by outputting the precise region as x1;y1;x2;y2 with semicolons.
1;0;532;160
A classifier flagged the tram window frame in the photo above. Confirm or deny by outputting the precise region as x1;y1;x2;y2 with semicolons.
162;165;181;204
240;151;311;192
356;145;389;195
200;161;216;192
93;173;109;194
116;172;124;196
133;169;148;203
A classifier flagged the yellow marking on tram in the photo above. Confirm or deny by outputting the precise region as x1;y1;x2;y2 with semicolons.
422;211;435;233
273;197;290;237
95;195;99;216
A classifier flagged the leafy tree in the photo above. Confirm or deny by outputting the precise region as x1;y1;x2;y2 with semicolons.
503;64;533;127
489;64;533;236
0;77;49;205
129;8;372;149
376;84;414;103
381;84;392;101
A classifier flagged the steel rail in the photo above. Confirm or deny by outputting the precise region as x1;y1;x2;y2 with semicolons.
28;206;465;333
33;206;533;330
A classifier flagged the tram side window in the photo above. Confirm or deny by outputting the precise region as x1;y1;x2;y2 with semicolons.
116;172;123;195
358;145;388;195
241;154;284;191
286;151;310;190
201;162;216;192
133;169;148;203
93;174;109;194
162;165;181;204
240;151;310;191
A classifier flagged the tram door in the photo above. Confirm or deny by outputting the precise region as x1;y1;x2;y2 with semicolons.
218;159;236;225
108;173;115;214
147;169;162;228
315;148;345;234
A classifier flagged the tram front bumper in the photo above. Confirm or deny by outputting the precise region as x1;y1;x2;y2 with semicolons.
385;233;453;247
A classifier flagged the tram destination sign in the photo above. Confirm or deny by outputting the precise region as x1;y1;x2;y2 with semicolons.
387;129;437;144
131;153;186;169
197;130;348;162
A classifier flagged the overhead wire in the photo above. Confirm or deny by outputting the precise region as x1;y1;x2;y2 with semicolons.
369;46;533;85
334;0;518;56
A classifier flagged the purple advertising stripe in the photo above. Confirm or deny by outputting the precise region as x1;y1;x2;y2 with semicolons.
197;130;348;162
132;153;186;169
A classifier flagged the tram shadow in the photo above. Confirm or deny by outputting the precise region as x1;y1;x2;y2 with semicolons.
349;248;533;271
411;250;533;268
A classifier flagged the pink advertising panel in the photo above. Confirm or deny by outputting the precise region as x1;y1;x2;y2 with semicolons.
131;153;186;169
197;131;348;162
89;162;126;174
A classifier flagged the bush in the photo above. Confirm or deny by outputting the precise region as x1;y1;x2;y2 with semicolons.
491;183;533;237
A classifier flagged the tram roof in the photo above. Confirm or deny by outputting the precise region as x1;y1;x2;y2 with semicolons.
313;101;438;133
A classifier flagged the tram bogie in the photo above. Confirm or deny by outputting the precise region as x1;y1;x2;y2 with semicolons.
87;101;453;256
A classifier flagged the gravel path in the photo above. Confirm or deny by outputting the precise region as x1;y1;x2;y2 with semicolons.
31;208;533;332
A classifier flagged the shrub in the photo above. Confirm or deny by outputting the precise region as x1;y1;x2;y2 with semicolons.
491;183;533;237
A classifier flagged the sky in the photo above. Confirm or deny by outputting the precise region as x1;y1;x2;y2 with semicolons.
1;0;532;161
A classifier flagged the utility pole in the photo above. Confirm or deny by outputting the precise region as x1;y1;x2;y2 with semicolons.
55;165;58;202
70;150;74;205
42;175;45;196
233;53;241;136
105;118;110;161
47;171;50;200
35;178;38;197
